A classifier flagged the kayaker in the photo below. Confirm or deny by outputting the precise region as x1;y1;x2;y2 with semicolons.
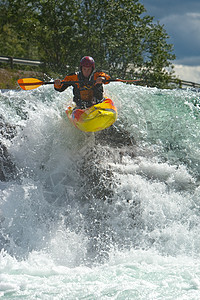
54;56;111;108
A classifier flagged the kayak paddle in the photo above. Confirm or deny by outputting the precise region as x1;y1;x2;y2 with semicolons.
104;79;140;83
17;77;141;90
17;78;79;90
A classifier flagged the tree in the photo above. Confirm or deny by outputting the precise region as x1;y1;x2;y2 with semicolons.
0;0;176;87
0;0;41;59
71;0;176;86
141;22;176;88
31;0;81;72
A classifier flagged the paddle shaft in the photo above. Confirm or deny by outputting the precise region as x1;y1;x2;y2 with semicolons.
39;79;139;85
18;80;80;87
18;78;141;89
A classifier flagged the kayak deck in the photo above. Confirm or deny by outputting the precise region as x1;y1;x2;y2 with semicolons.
66;98;117;132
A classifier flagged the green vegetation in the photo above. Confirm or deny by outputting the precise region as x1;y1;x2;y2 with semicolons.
0;68;44;89
0;0;176;88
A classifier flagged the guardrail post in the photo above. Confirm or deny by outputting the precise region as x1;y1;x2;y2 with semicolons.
9;56;14;69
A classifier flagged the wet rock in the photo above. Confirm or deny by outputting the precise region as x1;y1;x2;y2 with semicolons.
0;142;16;181
0;115;17;181
95;125;135;147
0;119;17;140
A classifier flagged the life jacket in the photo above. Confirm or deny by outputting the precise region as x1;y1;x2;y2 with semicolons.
62;71;110;102
54;71;110;108
78;71;95;101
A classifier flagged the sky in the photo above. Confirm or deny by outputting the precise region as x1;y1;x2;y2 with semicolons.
140;0;200;82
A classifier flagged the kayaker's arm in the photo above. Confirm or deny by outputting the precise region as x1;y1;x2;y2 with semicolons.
94;72;111;86
54;79;71;92
95;77;106;85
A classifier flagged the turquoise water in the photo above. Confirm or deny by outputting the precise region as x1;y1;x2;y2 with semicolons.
0;83;200;299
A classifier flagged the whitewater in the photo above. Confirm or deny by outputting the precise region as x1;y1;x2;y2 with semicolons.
0;81;200;299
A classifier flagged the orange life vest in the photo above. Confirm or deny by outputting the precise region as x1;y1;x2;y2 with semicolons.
54;71;110;107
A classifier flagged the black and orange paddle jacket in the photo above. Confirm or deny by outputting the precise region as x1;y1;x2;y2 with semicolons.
54;71;110;108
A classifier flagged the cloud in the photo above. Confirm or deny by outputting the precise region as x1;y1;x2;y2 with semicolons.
141;0;200;66
174;64;200;82
161;13;200;63
162;12;200;37
141;0;200;20
175;56;200;66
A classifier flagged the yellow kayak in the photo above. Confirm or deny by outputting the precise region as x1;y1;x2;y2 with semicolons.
66;98;117;132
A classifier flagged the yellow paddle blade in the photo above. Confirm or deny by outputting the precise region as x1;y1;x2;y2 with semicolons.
17;78;44;90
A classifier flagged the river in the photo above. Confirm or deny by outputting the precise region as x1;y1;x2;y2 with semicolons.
0;82;200;299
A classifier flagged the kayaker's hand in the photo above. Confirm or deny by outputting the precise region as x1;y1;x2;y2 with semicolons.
54;79;62;88
95;77;105;85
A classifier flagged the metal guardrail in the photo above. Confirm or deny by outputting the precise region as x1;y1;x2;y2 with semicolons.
171;79;200;89
0;56;43;68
